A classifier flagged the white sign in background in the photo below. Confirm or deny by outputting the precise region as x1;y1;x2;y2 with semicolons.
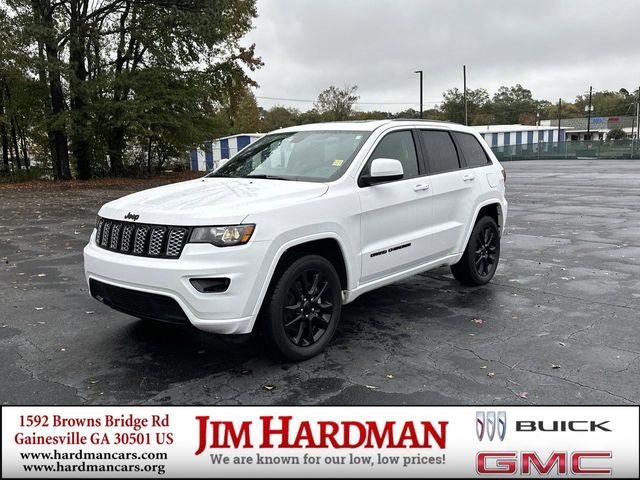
1;406;638;478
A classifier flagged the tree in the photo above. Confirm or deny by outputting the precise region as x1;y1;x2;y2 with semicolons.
3;0;261;179
27;0;72;179
214;86;261;135
575;89;636;117
607;127;627;140
441;87;490;124
0;6;50;175
543;100;580;122
314;85;359;121
233;89;261;133
352;109;391;120
261;106;300;131
490;84;541;124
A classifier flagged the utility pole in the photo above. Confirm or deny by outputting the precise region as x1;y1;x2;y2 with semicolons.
586;86;593;141
631;86;640;158
632;99;636;159
636;86;640;142
558;98;562;146
463;65;468;126
414;70;423;119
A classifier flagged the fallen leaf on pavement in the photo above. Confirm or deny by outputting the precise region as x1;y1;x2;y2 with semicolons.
487;372;496;378
519;391;529;399
472;318;484;325
386;374;394;379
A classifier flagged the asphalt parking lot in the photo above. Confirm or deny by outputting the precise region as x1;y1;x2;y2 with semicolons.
1;160;639;406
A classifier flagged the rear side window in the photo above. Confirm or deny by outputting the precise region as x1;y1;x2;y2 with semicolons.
454;132;492;168
368;130;419;179
419;130;460;174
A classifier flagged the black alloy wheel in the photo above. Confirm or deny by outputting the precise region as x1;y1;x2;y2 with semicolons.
263;255;342;361
474;224;498;277
451;215;501;286
282;269;335;347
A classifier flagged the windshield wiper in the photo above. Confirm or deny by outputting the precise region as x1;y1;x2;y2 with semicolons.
246;174;294;181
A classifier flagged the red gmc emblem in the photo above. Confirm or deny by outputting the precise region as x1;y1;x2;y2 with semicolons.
476;451;612;475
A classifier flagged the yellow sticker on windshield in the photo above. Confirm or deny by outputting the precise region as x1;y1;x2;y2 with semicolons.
332;159;344;167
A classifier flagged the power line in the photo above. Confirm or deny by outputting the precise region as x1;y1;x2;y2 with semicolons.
255;96;441;105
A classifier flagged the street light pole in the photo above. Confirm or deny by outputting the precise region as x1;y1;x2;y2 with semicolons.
414;70;423;119
463;65;468;126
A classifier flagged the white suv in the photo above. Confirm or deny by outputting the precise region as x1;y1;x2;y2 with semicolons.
84;120;507;360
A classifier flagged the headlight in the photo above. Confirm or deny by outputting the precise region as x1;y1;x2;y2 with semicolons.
189;224;255;247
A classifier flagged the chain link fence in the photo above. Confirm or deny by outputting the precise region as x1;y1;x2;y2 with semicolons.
491;140;639;161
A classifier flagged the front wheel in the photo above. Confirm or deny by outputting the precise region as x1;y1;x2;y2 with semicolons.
451;216;501;286
262;255;342;361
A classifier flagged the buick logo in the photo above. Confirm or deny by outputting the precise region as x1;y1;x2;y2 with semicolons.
477;411;506;441
124;212;140;221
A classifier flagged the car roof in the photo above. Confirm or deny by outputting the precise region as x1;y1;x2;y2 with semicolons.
271;119;476;135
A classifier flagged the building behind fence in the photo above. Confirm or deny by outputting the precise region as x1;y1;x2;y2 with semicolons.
190;133;263;172
187;124;639;170
473;121;639;161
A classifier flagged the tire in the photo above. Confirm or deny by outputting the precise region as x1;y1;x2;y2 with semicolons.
262;255;342;361
451;216;501;286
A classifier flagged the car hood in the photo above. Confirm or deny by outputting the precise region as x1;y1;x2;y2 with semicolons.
98;177;329;225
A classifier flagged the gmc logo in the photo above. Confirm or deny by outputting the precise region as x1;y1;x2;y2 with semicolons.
516;420;611;432
477;451;612;475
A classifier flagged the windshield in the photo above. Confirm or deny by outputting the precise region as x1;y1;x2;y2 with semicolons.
207;130;370;182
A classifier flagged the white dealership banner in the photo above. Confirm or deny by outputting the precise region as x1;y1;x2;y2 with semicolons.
1;406;638;478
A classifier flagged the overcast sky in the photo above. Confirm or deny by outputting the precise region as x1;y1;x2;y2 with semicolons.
243;0;640;113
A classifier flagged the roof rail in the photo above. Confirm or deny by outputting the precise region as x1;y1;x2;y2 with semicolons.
391;118;454;123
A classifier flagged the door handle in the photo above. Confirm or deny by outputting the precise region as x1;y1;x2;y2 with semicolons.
413;183;430;192
462;174;476;182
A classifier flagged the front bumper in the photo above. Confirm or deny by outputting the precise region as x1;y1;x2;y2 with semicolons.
83;231;271;334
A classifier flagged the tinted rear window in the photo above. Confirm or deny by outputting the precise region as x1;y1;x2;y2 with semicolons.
419;130;460;174
454;132;492;168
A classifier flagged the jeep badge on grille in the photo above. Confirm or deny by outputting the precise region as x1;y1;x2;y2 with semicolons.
124;212;140;221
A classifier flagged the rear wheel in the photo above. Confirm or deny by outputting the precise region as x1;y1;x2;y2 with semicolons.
262;255;342;361
451;216;500;286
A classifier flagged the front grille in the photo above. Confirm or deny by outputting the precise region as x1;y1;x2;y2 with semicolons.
95;217;191;259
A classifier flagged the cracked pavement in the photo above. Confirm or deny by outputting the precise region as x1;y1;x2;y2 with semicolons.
1;160;639;405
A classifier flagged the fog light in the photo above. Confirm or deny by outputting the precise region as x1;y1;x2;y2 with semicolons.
190;278;230;293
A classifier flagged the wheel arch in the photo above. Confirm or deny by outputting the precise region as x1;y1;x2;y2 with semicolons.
457;200;505;261
249;233;352;329
476;202;504;235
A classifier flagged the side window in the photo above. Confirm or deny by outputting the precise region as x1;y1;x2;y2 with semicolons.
454;132;492;168
368;130;419;179
419;130;460;174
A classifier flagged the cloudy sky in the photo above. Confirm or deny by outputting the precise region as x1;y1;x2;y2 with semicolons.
243;0;640;113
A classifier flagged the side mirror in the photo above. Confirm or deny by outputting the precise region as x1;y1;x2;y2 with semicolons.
361;158;404;186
